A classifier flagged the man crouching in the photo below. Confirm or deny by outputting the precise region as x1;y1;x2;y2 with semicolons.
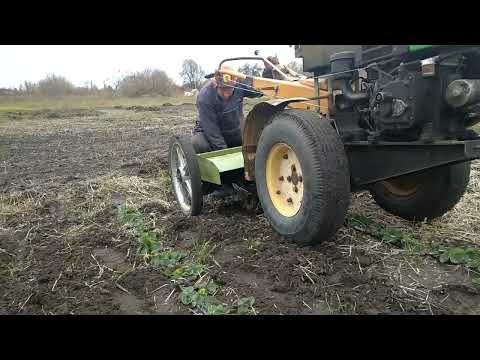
191;64;263;154
191;63;263;199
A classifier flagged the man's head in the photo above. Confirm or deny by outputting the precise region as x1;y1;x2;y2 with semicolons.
265;56;280;70
267;56;279;65
215;63;237;99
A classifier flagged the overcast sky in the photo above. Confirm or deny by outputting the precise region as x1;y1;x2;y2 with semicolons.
0;45;299;89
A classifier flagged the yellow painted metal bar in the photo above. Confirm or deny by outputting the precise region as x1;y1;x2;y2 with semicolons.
251;77;329;112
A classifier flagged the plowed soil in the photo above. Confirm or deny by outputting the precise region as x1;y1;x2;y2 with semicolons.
1;104;479;315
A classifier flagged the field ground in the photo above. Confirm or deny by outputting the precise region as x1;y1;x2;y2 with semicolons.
1;97;479;315
0;95;196;113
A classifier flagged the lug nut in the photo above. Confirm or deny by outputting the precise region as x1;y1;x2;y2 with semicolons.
278;176;284;181
283;154;288;160
276;190;281;195
287;198;293;203
287;176;292;182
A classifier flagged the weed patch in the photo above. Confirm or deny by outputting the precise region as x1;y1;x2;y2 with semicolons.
346;213;424;251
347;212;480;285
430;246;480;272
180;282;256;315
118;203;256;314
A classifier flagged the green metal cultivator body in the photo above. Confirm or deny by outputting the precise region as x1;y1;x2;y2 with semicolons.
196;147;244;185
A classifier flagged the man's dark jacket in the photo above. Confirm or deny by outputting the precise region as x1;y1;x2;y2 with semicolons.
193;77;262;150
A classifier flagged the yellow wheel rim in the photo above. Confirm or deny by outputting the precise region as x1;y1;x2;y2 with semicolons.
382;175;419;197
266;143;304;217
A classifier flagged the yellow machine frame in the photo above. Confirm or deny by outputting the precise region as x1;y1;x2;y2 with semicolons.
218;62;331;181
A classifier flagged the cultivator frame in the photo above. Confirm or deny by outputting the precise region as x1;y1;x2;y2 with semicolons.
170;45;480;245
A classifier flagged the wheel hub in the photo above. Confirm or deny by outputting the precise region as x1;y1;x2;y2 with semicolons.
266;143;304;217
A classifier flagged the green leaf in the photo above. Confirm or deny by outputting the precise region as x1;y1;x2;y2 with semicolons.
235;296;256;315
464;248;477;257
194;282;207;290
119;204;146;234
170;267;186;279
195;295;211;313
187;263;203;274
472;277;480;286
180;287;196;305
465;258;478;268
206;304;228;315
378;228;404;246
464;248;480;266
448;248;467;264
154;249;186;269
236;296;255;308
206;281;218;295
236;306;252;315
197;288;208;296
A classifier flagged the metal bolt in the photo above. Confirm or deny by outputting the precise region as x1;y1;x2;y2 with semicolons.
287;176;292;182
299;176;303;182
283;154;288;160
276;190;281;195
278;176;284;181
287;197;293;203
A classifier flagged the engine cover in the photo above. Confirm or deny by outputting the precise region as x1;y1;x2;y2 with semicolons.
370;72;428;140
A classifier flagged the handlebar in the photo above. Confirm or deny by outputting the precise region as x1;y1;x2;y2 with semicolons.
204;55;304;81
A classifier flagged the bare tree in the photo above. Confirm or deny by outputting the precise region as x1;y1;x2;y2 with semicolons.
37;74;75;96
116;68;176;97
238;63;263;77
179;59;205;90
286;61;302;73
287;61;313;77
23;81;35;95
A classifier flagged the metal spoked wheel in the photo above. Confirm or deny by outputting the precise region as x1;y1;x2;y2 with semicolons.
168;136;203;216
171;144;192;211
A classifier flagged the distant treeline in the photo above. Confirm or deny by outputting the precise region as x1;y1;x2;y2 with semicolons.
1;59;308;98
1;70;188;98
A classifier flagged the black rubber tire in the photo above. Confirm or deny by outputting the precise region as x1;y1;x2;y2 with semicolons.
168;136;203;216
202;182;218;195
369;162;471;221
255;110;351;245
